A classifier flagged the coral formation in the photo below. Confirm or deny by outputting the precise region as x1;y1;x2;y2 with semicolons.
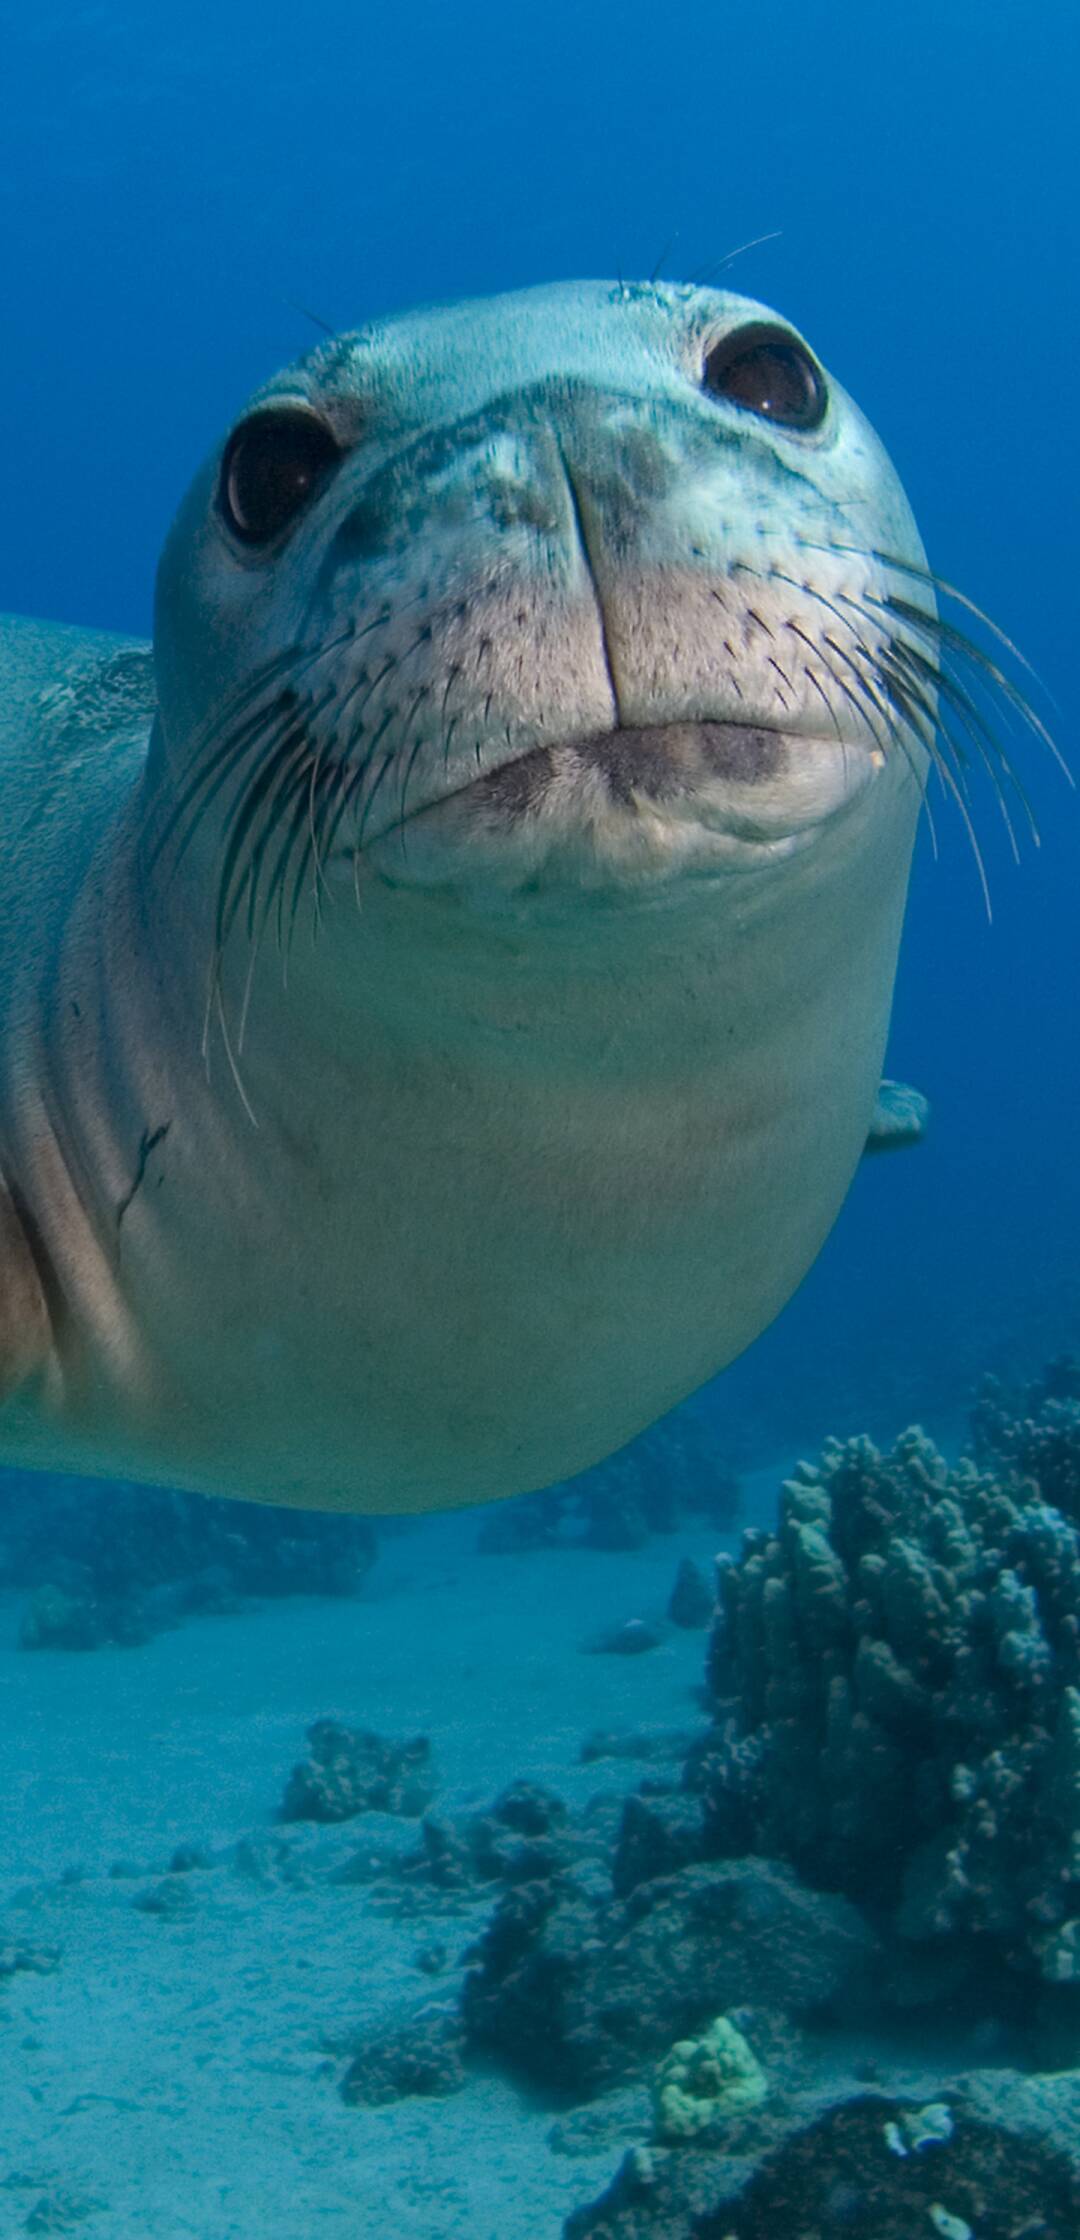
565;2094;1080;2238
478;1399;740;1554
19;1584;148;1651
4;1467;376;1649
699;1383;1080;1985
699;2093;1080;2240
651;2013;766;2142
969;1354;1080;1521
280;1720;436;1824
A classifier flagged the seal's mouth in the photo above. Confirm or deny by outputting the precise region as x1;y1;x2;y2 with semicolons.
473;718;878;825
358;716;886;886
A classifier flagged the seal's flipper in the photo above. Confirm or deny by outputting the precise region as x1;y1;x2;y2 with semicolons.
0;1179;51;1402
864;1079;930;1154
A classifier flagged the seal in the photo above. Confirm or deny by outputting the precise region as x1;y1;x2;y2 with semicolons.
0;278;1001;1512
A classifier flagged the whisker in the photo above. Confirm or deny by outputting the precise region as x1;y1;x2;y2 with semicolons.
845;547;1049;688
394;686;434;853
215;727;313;949
685;230;782;286
875;649;992;915
648;233;679;285
800;537;1068;781
882;595;1071;784
887;632;1035;854
214;977;259;1129
151;625;365;872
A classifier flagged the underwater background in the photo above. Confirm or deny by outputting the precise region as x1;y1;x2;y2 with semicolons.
1;2;1079;2235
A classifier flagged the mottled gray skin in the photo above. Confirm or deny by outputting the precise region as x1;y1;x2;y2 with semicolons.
0;280;929;1511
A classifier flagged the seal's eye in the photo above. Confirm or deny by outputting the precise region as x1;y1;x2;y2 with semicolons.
220;408;343;544
702;325;826;432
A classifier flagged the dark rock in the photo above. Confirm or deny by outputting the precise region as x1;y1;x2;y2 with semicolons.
477;1486;568;1552
564;2143;746;2239
463;1858;876;2098
417;1815;473;1889
581;1489;651;1551
233;1835;296;1883
328;1832;416;1886
587;1620;663;1657
132;1878;196;1918
612;1794;706;1898
0;1944;60;1980
168;1844;211;1874
549;2089;651;2160
492;1780;568;1837
24;2195;104;2235
460;1788;571;1885
2;1472;376;1650
280;1720;436;1824
581;1729;700;1767
565;2089;1080;2237
701;2093;1080;2239
340;2002;466;2107
18;1585;147;1651
668;1559;714;1630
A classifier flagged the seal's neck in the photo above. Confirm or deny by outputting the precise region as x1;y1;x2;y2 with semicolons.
135;774;910;1123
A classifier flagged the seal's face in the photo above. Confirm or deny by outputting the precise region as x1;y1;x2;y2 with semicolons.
153;281;931;936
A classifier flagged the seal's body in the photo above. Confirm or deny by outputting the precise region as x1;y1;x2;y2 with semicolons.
0;281;931;1510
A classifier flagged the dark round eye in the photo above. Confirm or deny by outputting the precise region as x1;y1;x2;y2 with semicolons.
702;324;827;432
219;408;343;544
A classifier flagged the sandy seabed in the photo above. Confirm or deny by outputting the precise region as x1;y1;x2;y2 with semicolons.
0;1486;772;2240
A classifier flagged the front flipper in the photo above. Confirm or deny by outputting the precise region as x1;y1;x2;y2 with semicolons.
0;1176;51;1403
864;1078;930;1154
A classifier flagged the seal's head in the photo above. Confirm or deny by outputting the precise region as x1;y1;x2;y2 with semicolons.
150;280;935;952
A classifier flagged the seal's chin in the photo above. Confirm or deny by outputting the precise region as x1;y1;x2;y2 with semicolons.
358;720;885;893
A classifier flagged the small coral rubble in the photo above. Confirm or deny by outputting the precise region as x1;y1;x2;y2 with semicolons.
700;1383;1080;1984
280;1720;436;1824
339;2001;466;2106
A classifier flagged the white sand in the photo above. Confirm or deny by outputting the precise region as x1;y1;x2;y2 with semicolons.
0;1500;748;2239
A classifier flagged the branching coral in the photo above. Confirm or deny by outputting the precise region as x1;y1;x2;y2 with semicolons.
701;1386;1080;1983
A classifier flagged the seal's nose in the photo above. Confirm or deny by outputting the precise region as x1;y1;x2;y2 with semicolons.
561;403;685;538
510;382;778;736
504;379;690;548
533;387;724;730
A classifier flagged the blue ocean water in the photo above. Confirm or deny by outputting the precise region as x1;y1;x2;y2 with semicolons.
2;4;1079;2233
